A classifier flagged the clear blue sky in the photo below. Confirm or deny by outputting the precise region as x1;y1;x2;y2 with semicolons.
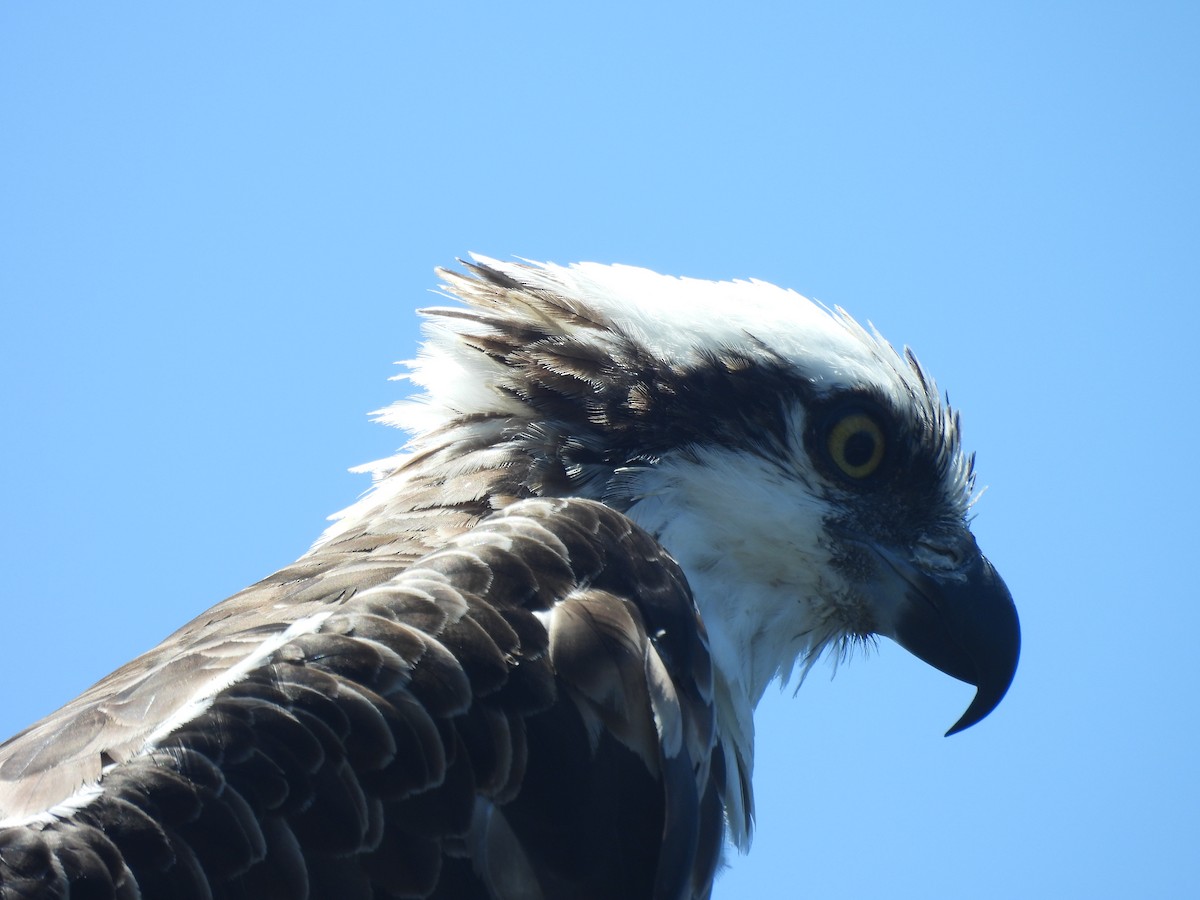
2;4;1196;897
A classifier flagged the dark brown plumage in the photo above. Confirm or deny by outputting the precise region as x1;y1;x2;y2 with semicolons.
0;500;721;899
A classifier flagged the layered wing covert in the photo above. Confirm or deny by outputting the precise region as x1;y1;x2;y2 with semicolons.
0;499;722;900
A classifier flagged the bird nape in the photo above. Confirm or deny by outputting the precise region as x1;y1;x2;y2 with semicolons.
0;257;1019;899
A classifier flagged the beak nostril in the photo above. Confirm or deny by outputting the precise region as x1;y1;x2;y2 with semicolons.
913;538;967;570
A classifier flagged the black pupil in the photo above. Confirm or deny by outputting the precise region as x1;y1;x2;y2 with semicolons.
843;430;876;468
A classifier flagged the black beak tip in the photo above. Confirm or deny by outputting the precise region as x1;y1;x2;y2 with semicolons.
944;680;1011;737
943;558;1020;737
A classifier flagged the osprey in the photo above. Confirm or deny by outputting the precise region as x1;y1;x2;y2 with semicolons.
0;257;1019;899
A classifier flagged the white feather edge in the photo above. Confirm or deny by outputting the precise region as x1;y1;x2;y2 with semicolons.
0;610;335;829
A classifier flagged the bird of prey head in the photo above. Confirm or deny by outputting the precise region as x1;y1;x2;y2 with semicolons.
0;256;1018;898
325;256;1021;847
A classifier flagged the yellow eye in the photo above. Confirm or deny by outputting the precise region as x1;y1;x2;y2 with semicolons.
827;412;886;479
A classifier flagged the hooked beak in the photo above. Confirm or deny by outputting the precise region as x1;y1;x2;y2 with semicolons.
866;533;1020;736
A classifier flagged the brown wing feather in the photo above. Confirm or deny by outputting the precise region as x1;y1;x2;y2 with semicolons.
0;499;721;899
